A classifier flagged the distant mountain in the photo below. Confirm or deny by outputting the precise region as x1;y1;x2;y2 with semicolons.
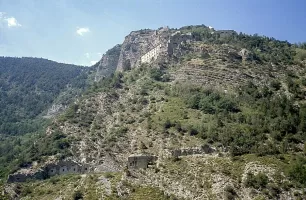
0;57;90;135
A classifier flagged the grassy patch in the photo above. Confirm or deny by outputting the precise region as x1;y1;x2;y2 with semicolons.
128;186;171;200
151;97;203;133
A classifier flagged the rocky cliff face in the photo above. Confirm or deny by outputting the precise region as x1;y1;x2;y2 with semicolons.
94;27;172;81
94;44;122;81
116;27;171;71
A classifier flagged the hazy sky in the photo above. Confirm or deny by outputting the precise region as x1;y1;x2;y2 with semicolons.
0;0;305;65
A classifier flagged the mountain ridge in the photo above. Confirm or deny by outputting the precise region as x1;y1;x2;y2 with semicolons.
2;25;306;200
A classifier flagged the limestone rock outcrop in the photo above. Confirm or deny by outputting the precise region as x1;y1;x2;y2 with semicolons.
94;44;122;81
116;27;171;71
94;26;194;81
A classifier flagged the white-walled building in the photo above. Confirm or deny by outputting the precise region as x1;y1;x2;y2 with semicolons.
141;44;162;63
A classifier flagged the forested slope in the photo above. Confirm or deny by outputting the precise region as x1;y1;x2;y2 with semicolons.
0;57;89;135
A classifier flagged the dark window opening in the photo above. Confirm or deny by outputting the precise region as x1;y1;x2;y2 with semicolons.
62;169;64;171
85;168;87;170
74;168;76;171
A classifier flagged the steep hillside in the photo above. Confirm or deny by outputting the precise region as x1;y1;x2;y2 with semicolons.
3;26;306;200
0;57;93;181
0;57;90;135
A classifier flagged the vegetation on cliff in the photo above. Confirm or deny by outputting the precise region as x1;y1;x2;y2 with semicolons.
2;25;306;199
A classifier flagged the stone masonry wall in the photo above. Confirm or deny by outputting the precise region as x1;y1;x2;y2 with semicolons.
127;154;157;169
140;44;162;63
7;160;91;183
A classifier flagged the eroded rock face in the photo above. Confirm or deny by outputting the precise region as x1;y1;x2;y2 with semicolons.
116;28;171;71
94;27;195;80
94;44;122;81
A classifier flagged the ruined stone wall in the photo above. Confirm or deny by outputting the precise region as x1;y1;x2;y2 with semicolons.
7;160;91;183
7;170;45;183
215;30;236;38
127;154;157;169
45;160;90;177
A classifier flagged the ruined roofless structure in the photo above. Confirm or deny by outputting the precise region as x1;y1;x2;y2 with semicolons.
127;154;157;169
7;160;91;183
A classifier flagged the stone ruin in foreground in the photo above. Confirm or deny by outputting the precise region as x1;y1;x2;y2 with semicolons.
7;145;216;182
127;154;158;169
127;144;216;170
7;160;91;183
